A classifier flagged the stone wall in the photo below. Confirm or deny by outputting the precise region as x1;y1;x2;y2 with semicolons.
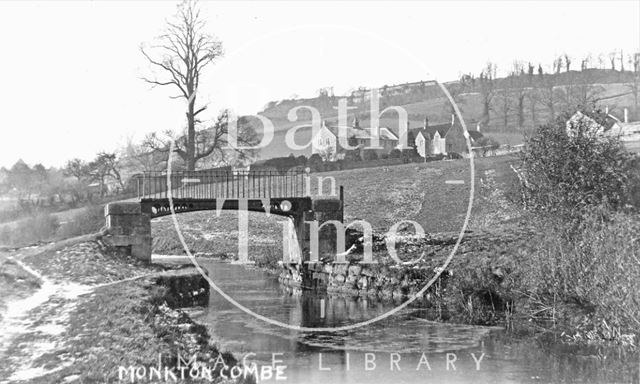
279;261;437;301
153;267;210;308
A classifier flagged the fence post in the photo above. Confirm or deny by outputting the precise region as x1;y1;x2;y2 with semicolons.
340;185;344;222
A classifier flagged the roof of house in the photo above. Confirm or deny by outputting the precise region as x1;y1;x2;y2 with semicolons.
467;130;484;141
567;111;619;133
324;125;399;141
411;123;451;140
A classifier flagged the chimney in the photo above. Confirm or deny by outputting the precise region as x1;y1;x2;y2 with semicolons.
605;105;609;114
424;117;429;127
624;108;628;123
451;114;455;125
476;122;481;132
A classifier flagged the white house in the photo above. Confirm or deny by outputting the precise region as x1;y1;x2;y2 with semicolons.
311;119;400;160
567;108;640;152
414;125;448;156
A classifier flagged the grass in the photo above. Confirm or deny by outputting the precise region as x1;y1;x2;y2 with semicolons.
513;212;640;343
0;205;105;248
1;279;242;383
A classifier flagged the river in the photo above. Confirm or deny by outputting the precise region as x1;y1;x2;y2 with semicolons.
193;260;638;384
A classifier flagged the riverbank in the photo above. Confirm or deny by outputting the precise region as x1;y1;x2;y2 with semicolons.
0;239;246;383
148;155;639;350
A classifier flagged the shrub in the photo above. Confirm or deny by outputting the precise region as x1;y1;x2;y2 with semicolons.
295;155;307;166
475;136;500;157
307;154;323;171
389;149;402;159
520;109;638;222
344;149;361;162
361;149;378;161
401;148;419;159
56;205;105;239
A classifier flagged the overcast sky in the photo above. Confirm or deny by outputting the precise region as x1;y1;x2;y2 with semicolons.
0;0;638;168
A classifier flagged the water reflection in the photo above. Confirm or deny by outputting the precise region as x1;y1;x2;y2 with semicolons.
196;260;639;384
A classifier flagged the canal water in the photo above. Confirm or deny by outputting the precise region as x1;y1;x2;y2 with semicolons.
194;260;638;384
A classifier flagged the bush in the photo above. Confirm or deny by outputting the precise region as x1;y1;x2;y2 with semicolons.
520;109;638;222
56;205;105;239
400;148;419;159
361;149;378;161
307;154;323;172
389;149;402;159
475;137;500;157
344;149;361;162
295;155;307;166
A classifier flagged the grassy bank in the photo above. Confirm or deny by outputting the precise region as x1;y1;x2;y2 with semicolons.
1;278;241;383
0;257;41;322
0;205;105;248
0;241;248;383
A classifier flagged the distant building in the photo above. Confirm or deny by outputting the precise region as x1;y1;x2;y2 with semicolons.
567;108;640;152
311;118;399;160
410;115;483;157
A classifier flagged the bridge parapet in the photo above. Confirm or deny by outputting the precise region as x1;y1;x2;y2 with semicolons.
134;169;307;200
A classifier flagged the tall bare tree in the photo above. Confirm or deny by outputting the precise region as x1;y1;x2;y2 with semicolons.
508;62;528;129
478;63;497;127
532;67;560;121
141;0;224;170
143;110;258;169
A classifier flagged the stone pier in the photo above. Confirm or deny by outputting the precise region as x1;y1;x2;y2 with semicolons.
103;202;152;262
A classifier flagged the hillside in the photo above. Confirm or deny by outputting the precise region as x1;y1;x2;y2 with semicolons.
252;69;639;160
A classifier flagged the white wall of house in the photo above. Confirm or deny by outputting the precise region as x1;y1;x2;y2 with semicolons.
415;131;447;156
433;132;447;154
415;132;427;157
312;125;338;158
609;122;640;141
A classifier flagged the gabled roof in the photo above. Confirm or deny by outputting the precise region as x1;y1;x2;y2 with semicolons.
412;123;451;140
567;111;619;135
467;130;484;141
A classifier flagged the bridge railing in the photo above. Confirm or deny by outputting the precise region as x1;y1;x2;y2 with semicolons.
135;169;307;200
